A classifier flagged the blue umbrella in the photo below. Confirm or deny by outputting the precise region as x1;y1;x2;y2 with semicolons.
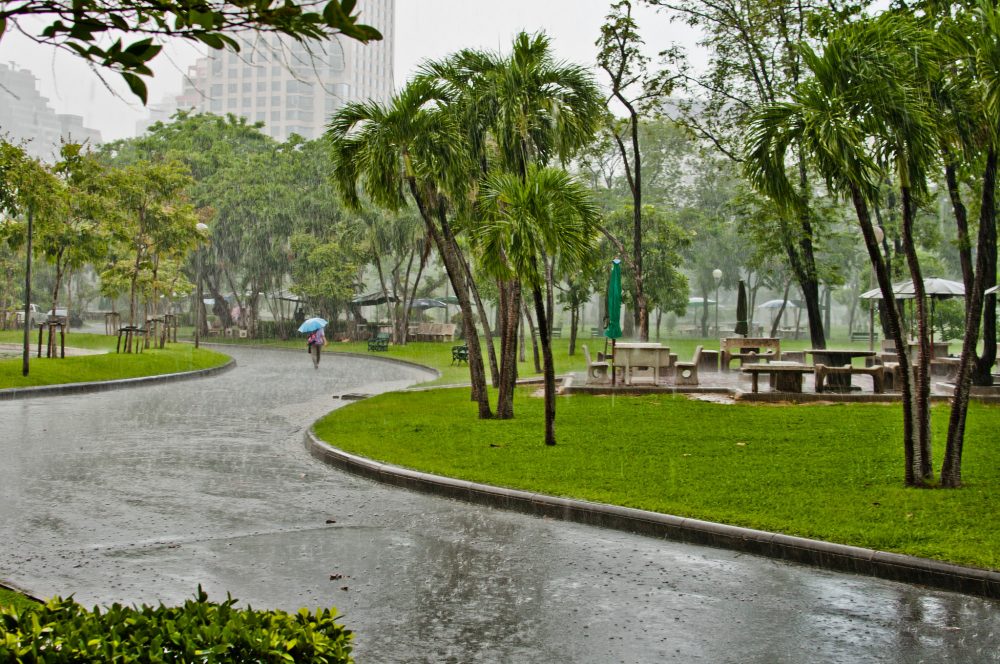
298;317;328;333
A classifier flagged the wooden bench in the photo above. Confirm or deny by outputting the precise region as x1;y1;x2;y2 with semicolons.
550;327;562;339
721;337;781;371
815;364;884;393
742;363;813;393
590;327;603;338
367;332;390;351
850;330;874;342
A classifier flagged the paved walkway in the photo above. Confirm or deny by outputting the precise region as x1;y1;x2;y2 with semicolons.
1;346;998;662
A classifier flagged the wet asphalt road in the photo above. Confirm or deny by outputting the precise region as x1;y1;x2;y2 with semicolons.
1;346;998;663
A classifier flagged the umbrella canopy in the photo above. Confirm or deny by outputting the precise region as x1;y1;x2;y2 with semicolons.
757;299;798;309
603;259;623;339
894;277;965;298
409;298;447;310
297;317;328;333
860;278;963;299
351;292;400;306
437;295;461;305
687;296;715;306
735;280;749;336
986;285;998;295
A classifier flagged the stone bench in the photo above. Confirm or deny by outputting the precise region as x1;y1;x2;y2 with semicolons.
721;337;781;371
815;364;884;393
742;363;813;393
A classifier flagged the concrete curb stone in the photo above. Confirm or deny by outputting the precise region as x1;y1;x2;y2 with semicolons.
305;426;1000;599
0;357;237;401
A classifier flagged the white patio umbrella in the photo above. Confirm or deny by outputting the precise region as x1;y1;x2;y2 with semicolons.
757;299;798;309
860;278;964;344
984;285;997;295
757;299;797;333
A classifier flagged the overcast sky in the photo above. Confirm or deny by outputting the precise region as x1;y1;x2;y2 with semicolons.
0;0;705;142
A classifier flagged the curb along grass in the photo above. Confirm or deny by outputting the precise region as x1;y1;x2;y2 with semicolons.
310;385;1000;590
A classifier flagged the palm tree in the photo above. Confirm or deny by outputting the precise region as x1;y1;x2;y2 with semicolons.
744;14;942;486
421;32;604;418
476;166;599;445
327;79;494;418
937;0;1000;486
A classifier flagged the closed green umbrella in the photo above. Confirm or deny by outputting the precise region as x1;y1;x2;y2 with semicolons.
604;259;623;385
735;279;749;337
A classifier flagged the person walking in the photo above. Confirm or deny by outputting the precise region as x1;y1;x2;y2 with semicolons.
307;326;326;369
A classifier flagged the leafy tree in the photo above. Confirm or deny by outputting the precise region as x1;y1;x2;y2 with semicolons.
0;0;381;102
104;159;199;328
643;0;871;349
37;144;118;330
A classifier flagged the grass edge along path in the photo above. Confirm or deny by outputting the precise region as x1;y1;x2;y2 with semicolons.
314;387;1000;572
0;332;230;390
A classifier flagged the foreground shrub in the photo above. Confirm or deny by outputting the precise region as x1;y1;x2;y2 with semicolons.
0;587;352;663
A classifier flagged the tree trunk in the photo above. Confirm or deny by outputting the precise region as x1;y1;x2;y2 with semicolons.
458;249;499;388
944;155;995;386
496;280;521;419
943;147;997;486
407;178;491;418
522;298;541;374
532;282;557;446
900;183;933;481
851;185;922;487
569;303;579;355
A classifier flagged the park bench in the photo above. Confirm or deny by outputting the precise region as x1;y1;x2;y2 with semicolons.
815;363;885;393
674;345;703;387
582;344;610;384
451;344;468;365
550;327;562;339
590;327;603;338
367;332;390;352
742;362;814;393
720;337;781;371
850;329;875;343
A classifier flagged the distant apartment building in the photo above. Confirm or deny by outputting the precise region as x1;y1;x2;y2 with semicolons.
0;62;102;161
166;0;394;141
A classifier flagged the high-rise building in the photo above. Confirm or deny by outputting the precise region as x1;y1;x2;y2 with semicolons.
0;62;102;161
169;0;394;141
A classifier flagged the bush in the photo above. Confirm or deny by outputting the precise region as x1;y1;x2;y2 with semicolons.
0;587;353;663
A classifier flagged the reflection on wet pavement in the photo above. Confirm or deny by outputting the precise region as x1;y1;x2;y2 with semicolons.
1;346;997;663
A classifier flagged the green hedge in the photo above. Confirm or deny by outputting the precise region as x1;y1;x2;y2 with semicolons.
0;588;352;663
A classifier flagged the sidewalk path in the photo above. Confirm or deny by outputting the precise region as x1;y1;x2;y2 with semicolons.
1;347;997;663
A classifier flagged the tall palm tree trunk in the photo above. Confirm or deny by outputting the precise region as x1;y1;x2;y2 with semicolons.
944;148;998;486
458;249;500;387
532;283;557;446
851;186;922;486
407;179;492;418
496;280;521;419
900;183;933;481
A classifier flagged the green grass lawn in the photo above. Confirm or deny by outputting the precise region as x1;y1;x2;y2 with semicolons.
0;331;230;390
314;386;1000;571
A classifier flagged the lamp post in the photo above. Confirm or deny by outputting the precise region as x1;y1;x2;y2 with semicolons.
194;223;209;349
712;268;722;337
